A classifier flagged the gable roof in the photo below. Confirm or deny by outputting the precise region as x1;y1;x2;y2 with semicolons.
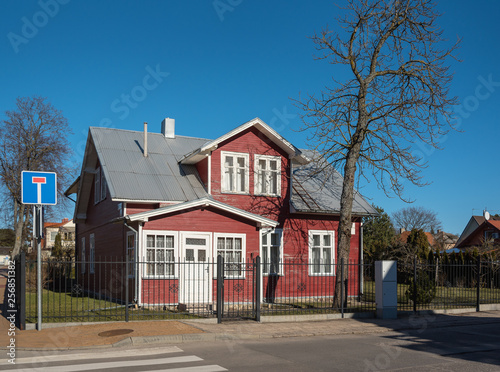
456;219;500;248
180;118;309;165
456;215;500;247
123;197;279;227
68;119;377;220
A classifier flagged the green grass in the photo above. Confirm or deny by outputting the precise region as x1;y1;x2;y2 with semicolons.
25;290;204;323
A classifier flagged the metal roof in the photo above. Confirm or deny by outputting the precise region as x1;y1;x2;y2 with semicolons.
291;151;378;216
89;127;376;215
90;127;209;202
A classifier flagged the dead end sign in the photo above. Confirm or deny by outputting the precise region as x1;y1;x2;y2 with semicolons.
21;171;57;205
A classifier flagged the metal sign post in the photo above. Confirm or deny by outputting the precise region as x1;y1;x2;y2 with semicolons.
21;171;57;331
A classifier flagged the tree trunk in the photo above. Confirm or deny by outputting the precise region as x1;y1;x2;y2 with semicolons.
333;153;357;309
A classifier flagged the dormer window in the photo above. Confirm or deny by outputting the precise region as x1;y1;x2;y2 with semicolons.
221;151;249;194
255;155;281;196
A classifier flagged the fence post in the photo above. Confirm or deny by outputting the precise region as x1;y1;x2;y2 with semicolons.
125;254;129;322
16;252;26;330
340;258;344;318
476;255;481;312
413;256;417;314
255;256;261;322
217;255;224;324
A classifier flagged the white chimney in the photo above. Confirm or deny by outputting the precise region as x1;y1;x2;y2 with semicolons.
143;122;148;157
161;118;175;139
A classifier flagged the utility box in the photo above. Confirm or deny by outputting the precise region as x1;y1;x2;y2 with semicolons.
375;260;397;319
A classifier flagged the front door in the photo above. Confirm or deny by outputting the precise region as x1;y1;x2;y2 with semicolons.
180;233;211;304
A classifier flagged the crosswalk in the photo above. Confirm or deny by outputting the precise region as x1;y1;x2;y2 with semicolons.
1;346;227;372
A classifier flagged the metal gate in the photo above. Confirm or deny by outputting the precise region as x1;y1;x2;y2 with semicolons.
216;255;261;322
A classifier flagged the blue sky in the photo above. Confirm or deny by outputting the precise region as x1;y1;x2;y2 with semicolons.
1;0;499;235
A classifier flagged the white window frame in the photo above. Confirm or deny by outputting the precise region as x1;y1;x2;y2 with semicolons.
127;231;136;278
261;228;283;276
94;167;101;204
221;151;249;194
308;230;335;276
81;237;86;274
143;231;178;278
89;233;95;274
214;233;246;279
254;155;281;197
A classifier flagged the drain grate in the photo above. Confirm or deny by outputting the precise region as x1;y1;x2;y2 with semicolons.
98;329;134;337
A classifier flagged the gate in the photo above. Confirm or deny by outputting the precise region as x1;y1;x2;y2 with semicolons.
216;255;261;323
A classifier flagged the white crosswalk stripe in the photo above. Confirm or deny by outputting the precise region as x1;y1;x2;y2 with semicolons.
2;347;228;372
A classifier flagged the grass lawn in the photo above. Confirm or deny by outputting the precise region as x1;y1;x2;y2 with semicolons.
25;290;205;323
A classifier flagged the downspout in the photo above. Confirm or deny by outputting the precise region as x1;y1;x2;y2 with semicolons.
360;222;364;296
124;220;139;304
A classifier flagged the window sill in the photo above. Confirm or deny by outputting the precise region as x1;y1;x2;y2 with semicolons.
254;193;281;198
221;191;251;195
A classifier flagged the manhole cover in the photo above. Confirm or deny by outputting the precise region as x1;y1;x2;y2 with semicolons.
98;329;134;337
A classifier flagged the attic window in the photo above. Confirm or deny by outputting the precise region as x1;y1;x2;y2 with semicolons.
221;151;249;194
255;155;281;197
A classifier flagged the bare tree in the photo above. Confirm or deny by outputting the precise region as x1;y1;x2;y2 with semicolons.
294;0;459;307
0;96;73;258
392;206;442;232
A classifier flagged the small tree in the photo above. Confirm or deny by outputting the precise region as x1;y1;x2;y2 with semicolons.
52;233;63;258
407;228;430;259
363;205;396;261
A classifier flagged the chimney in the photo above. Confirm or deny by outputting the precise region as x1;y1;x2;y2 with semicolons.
62;218;69;223
161;118;175;139
143;122;148;157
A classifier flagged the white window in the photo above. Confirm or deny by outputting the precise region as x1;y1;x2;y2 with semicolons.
221;151;249;193
145;232;177;277
50;231;57;242
254;155;281;196
89;234;95;274
81;237;86;274
94;167;101;204
309;230;335;275
127;232;136;278
261;228;283;275
215;234;246;278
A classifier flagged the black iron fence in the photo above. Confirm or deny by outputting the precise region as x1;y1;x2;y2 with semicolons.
397;256;500;312
15;254;500;327
16;255;375;325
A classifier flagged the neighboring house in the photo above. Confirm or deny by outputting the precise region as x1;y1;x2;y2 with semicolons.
433;230;458;252
398;229;435;249
455;219;500;250
65;118;377;305
456;212;500;249
42;218;75;258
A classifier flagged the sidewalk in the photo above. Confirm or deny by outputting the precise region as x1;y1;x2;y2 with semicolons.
2;267;500;350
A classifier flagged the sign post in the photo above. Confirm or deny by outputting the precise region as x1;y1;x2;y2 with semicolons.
21;171;57;331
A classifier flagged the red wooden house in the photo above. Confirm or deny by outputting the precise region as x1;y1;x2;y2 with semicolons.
66;118;377;306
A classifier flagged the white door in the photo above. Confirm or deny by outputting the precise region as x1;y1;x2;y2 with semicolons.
180;233;211;304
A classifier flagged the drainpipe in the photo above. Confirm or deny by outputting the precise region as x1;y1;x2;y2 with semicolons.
124;220;139;304
360;222;364;296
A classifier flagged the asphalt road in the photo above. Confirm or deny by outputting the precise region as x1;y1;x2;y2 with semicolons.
9;321;500;371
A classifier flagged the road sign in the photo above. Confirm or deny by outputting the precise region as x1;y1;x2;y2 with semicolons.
21;171;57;205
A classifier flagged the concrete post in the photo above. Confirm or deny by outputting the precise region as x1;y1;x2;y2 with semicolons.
375;260;397;319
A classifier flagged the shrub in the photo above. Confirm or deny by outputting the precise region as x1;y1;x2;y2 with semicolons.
406;271;436;304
